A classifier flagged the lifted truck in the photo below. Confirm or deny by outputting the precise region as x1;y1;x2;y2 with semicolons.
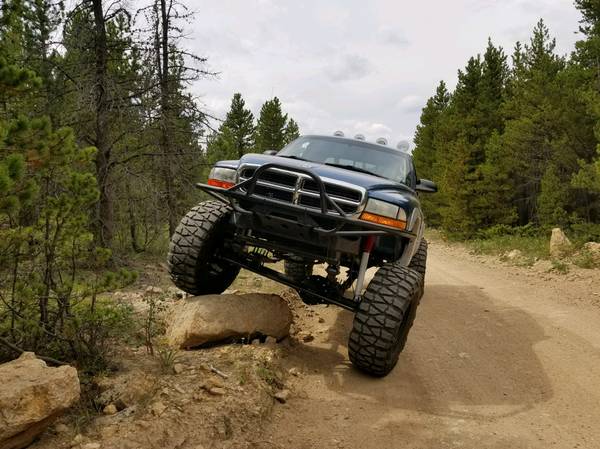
167;134;437;376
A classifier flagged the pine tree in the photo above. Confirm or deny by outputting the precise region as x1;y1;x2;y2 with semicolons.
413;81;451;177
498;20;569;224
255;97;288;152
221;93;255;158
434;56;484;236
0;55;133;366
284;118;300;145
412;80;450;226
538;165;569;227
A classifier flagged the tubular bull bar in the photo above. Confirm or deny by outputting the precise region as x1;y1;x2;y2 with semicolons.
196;163;417;240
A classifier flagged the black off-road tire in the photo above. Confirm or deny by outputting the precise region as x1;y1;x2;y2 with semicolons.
284;260;313;283
167;201;240;295
408;238;428;280
348;264;421;377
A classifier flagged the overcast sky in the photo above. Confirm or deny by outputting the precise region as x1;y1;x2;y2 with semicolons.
184;0;582;148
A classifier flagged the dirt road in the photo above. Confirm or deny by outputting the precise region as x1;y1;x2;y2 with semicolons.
260;242;600;449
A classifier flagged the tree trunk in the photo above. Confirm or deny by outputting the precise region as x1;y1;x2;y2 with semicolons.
92;0;113;247
158;0;177;236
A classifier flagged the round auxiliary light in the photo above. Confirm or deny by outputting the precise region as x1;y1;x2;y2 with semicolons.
333;130;345;137
354;134;366;141
396;140;410;153
376;137;388;145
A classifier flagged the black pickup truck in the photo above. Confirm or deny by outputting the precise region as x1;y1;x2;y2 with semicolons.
167;134;437;376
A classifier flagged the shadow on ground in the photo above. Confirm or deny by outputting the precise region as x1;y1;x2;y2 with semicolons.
285;284;553;421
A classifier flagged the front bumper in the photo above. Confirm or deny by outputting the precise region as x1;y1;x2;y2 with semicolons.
197;162;417;241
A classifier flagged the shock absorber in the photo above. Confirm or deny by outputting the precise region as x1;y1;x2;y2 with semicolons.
354;235;376;300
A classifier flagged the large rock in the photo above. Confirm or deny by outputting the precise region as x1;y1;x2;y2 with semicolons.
550;228;572;258
166;293;292;348
0;352;80;449
583;242;600;262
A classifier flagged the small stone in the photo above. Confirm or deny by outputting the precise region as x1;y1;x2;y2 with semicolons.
173;363;186;374
274;389;291;403
99;425;118;439
144;286;164;296
288;367;300;376
150;401;167;416
208;377;225;389
265;336;278;345
103;403;118;415
318;317;325;323
82;443;101;449
55;423;70;434
208;387;226;396
71;434;84;445
505;249;522;260
302;333;314;343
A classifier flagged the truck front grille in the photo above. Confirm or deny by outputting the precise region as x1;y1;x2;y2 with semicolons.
238;166;364;215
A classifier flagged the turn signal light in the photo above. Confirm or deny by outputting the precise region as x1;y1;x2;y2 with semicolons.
360;211;407;230
207;178;234;189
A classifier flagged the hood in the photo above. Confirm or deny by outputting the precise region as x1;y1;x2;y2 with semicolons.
227;153;416;194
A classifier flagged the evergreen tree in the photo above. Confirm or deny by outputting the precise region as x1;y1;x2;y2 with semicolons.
498;20;569;224
284;118;300;145
538;164;569;227
434;56;485;236
0;55;133;366
415;16;600;236
413;80;450;226
255;97;288;152
221;92;255;158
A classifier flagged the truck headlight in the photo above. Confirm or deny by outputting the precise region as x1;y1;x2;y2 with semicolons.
208;167;237;189
360;198;407;230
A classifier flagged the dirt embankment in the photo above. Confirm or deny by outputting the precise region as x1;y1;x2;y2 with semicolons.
33;241;600;449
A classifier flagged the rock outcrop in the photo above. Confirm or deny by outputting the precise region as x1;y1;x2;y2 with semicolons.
584;242;600;263
550;228;572;258
0;352;80;449
166;293;292;348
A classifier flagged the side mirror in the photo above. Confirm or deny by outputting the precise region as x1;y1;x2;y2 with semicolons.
263;150;278;156
416;179;437;193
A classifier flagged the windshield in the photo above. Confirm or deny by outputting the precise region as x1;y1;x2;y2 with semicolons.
278;136;415;186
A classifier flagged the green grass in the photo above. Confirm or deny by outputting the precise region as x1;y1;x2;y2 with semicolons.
466;235;549;260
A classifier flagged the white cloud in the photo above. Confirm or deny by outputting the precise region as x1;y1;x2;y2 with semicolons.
327;54;374;82
397;95;424;113
377;28;410;47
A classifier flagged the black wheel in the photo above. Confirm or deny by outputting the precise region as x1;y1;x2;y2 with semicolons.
167;201;240;295
348;263;421;377
284;259;313;283
408;238;428;279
